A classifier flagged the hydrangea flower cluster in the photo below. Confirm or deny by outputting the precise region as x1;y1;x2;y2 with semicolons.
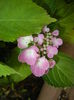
17;26;63;77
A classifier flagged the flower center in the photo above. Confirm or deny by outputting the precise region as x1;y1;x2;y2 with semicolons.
27;49;35;57
37;59;44;69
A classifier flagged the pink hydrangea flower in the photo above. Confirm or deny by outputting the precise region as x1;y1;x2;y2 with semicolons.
47;46;58;58
42;26;50;33
49;59;56;68
17;28;63;77
30;45;39;52
18;47;39;65
34;34;44;45
52;37;63;48
17;36;33;49
38;34;44;45
52;30;59;36
31;56;49;77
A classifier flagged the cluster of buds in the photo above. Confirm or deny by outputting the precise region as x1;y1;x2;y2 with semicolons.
17;26;63;77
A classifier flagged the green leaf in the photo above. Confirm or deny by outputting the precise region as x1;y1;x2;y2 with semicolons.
0;0;56;42
6;48;31;83
0;48;31;85
0;63;19;77
43;52;74;87
33;0;67;18
59;13;74;43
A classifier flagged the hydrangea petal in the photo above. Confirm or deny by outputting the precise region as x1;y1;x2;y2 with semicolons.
31;56;49;77
33;34;44;45
30;45;39;52
57;38;63;46
17;36;33;49
49;59;56;68
52;37;63;48
52;30;59;36
38;34;44;45
42;26;50;33
18;48;39;65
38;34;44;39
47;46;58;58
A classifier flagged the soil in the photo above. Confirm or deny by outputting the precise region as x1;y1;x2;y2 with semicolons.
0;75;44;100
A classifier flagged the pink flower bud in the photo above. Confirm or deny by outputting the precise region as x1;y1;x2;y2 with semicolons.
31;56;49;77
34;34;44;45
52;37;63;48
42;26;50;33
38;34;44;45
52;30;59;36
40;48;44;51
47;45;58;58
49;59;56;68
